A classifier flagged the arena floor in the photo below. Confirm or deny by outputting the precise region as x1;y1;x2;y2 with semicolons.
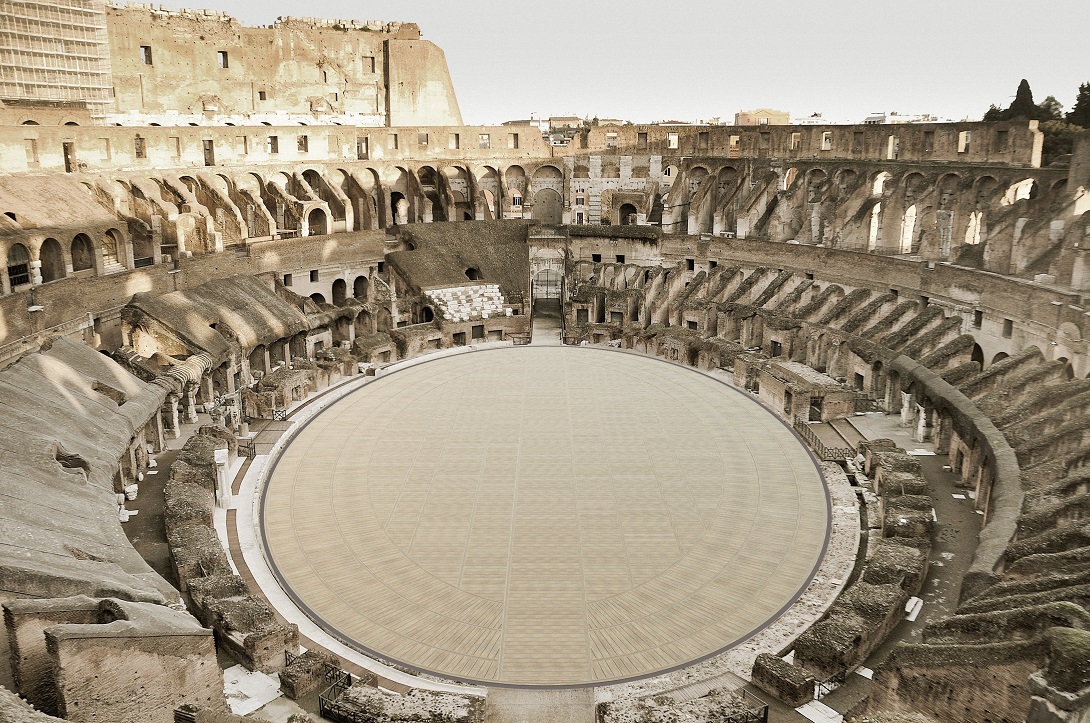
260;347;830;687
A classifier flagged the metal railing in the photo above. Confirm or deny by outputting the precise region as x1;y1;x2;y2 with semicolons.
793;417;855;461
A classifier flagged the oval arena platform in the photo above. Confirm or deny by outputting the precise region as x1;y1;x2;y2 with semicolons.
260;346;831;687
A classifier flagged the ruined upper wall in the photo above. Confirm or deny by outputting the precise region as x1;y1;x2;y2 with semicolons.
104;3;459;125
582;121;1043;167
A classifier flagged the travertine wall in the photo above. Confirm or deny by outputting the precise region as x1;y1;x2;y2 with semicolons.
104;5;460;126
45;600;223;723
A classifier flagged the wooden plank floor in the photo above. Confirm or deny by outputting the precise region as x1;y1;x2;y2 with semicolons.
261;347;830;687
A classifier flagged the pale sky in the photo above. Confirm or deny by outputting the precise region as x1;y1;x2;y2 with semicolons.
151;0;1090;125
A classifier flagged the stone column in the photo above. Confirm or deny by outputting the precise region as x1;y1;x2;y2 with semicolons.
162;394;181;438
913;402;933;443
900;391;916;427
182;384;199;424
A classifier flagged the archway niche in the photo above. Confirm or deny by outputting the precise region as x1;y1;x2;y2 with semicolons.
306;207;328;236
332;278;347;305
39;238;65;283
353;275;369;299
619;203;638;225
71;233;94;272
7;243;31;287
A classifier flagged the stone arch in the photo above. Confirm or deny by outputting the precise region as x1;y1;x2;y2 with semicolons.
6;242;31;288
992;352;1009;365
834;168;858;194
102;228;123;266
332;278;347;305
132;228;155;267
310;292;326;305
476;165;500;218
902;172;927;204
532;188;563;225
248;344;267;375
716;166;739;197
306;207;328;236
871;171;892;197
974;175;999;206
1056;357;1075;380
965;210;983;245
781;167;799;191
505;165;527;195
39;238;65;283
971;343;985;368
420;305;435;323
71;233;95;272
1059;321;1082;343
532;164;564;182
619;203;638;225
1002;178;1038;205
354;308;374;336
688;166;709;196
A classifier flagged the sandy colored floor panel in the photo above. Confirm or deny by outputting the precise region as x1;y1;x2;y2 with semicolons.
262;347;829;686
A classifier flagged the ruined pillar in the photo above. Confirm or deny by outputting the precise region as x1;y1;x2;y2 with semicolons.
162;394;181;438
182;384;199;424
900;391;916;427
913;402;933;443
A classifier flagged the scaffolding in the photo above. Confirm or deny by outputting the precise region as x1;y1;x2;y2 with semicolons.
0;0;113;119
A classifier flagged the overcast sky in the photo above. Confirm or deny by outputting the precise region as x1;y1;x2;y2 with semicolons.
153;0;1090;125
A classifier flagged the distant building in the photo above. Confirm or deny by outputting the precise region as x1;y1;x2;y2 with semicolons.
863;111;952;124
548;116;582;131
734;108;790;126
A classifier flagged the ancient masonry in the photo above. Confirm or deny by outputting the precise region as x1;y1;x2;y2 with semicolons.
2;2;1090;723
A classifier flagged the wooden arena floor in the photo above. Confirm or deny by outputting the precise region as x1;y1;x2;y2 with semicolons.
261;347;830;687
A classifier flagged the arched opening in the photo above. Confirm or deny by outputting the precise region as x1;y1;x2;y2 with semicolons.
868;203;882;250
1057;357;1075;380
39;238;65;282
421;305;434;323
132;230;155;267
248;344;267;375
463;211;473;221
306;207;327;236
310;293;326;305
70;233;95;272
391;192;408;224
971;343;985;368
872;171;892;197
21;120;39;125
965;211;983;245
6;243;31;287
465;267;483;281
354;309;373;337
531;188;563;225
899;204;917;254
619;203;638;225
101;229;122;267
332;278;347;305
992;352;1009;365
353;275;369;299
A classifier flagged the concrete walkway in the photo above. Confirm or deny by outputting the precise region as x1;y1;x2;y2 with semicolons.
484;688;595;723
530;298;563;345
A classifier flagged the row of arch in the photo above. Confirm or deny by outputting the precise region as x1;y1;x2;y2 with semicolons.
3;229;150;293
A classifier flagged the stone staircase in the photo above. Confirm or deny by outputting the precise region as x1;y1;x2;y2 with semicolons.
425;283;505;322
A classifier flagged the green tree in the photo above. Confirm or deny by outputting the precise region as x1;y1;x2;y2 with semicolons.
1007;79;1041;120
1038;95;1064;120
984;79;1047;122
1067;82;1090;128
1040;120;1083;165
